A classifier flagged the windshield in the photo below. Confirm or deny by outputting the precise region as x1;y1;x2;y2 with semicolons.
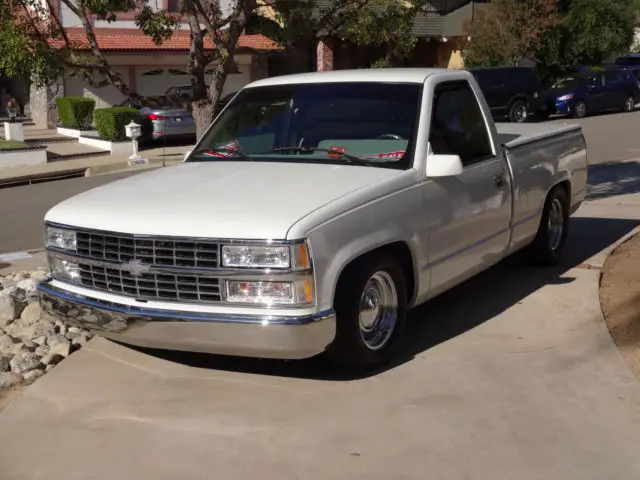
189;82;423;169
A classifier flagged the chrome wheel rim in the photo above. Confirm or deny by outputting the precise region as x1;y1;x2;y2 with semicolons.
625;97;635;111
359;271;398;351
575;103;586;117
547;198;564;251
512;104;528;123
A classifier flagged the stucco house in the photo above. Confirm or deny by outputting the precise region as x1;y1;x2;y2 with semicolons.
28;0;280;127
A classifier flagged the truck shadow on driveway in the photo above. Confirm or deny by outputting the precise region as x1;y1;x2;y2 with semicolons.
127;216;639;381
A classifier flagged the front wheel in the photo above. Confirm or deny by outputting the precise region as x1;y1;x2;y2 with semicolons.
508;100;528;123
525;186;569;266
573;101;587;118
326;253;407;371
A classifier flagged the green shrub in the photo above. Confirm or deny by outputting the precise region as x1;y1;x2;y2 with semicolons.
56;97;95;129
94;107;151;142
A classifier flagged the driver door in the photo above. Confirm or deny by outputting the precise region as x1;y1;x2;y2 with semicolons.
424;80;512;296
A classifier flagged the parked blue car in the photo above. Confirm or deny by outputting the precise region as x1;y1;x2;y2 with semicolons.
544;69;639;118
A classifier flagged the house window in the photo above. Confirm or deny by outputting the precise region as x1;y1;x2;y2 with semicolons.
141;69;164;76
168;69;188;75
167;0;181;13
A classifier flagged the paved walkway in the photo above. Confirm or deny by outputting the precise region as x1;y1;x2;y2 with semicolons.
0;179;640;478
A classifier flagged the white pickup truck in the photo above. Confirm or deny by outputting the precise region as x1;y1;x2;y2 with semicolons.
38;69;588;370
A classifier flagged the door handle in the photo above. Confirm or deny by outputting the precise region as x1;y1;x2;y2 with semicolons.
493;173;507;187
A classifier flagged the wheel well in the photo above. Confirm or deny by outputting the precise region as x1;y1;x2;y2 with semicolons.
555;179;571;201
336;242;416;305
509;96;529;108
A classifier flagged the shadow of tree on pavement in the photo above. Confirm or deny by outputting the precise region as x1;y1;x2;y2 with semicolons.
587;160;640;200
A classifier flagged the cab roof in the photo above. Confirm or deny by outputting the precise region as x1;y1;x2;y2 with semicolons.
245;68;452;88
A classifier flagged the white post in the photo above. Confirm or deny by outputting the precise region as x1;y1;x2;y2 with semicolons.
4;122;24;142
124;120;148;166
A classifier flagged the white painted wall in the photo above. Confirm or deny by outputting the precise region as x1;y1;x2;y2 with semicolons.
62;53;254;108
64;67;131;108
0;149;47;169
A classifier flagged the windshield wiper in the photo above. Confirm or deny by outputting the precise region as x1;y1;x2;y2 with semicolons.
189;141;252;162
271;146;372;167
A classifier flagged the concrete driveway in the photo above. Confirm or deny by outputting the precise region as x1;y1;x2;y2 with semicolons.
1;185;640;478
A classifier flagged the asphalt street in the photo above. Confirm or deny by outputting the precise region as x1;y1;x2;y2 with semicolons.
1;109;639;254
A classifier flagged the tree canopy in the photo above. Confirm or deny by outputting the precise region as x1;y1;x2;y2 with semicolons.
463;0;640;79
0;0;423;135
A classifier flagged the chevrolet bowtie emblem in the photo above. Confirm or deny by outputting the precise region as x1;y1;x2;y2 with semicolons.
123;259;151;277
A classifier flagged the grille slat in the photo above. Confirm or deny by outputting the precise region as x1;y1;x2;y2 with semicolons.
75;231;222;303
76;232;220;268
78;263;222;302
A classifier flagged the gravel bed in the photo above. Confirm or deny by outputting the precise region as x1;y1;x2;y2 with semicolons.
0;270;93;391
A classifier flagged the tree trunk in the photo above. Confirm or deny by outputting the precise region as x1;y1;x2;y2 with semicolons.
192;99;216;139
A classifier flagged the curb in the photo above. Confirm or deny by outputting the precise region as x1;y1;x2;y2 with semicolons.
598;224;640;287
0;168;86;188
605;225;640;258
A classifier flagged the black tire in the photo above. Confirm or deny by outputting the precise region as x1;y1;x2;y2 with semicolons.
525;186;570;266
573;101;587;118
508;100;528;123
325;252;407;371
623;95;636;112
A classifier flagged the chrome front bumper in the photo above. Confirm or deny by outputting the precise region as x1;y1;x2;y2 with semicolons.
37;281;336;360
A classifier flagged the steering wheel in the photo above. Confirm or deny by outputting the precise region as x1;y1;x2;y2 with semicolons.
376;133;404;140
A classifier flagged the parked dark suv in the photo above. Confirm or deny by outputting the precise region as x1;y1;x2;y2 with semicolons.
468;66;546;123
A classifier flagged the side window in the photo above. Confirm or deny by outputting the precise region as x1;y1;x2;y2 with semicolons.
429;80;494;167
604;71;622;85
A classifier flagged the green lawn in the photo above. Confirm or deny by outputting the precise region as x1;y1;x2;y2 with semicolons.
0;140;30;150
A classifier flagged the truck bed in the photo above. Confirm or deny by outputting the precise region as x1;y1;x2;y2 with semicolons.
495;122;582;149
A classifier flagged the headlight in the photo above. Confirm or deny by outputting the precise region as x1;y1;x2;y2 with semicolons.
226;279;314;306
221;242;311;270
48;254;81;281
557;94;573;102
46;227;77;252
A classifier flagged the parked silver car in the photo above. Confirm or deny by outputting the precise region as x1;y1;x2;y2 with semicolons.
139;106;196;141
120;91;237;142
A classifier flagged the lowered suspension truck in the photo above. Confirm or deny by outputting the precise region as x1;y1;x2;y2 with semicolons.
38;69;588;370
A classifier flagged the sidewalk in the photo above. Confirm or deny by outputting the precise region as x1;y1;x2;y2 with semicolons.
0;144;189;187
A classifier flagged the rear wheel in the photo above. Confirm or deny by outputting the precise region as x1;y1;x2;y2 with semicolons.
623;95;636;112
326;253;407;371
525;186;569;266
573;101;587;118
508;100;528;123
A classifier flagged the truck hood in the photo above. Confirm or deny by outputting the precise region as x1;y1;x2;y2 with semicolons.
45;161;403;239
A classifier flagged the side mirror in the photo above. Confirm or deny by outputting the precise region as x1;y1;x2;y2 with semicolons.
426;154;464;178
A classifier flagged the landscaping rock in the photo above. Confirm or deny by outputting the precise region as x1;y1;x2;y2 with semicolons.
0;356;10;372
23;369;45;382
9;352;41;375
0;293;18;328
20;302;43;326
0;372;23;389
0;270;93;391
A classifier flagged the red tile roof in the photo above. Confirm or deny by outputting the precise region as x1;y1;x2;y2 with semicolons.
60;28;280;51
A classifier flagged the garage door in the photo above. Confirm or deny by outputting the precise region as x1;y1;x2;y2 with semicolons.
136;66;251;97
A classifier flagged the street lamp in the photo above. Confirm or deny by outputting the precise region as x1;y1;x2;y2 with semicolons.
124;120;148;166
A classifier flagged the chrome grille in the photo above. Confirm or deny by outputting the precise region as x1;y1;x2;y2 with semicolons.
78;263;222;302
76;232;219;268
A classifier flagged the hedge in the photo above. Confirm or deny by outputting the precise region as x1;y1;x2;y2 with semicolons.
55;97;95;129
94;107;151;142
